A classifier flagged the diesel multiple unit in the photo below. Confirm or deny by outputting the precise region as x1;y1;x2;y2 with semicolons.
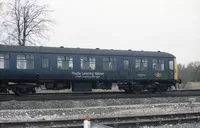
0;45;181;96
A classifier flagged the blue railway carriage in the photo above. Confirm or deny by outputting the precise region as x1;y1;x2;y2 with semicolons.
0;45;181;96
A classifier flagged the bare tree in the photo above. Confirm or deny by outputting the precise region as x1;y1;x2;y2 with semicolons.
1;0;54;46
0;2;4;40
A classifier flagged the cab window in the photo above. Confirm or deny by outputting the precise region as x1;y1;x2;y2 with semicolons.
169;60;174;70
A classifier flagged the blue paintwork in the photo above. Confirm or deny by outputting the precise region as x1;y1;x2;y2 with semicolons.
0;51;175;82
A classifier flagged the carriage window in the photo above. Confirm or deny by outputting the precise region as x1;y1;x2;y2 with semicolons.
17;55;34;69
123;60;129;69
57;56;73;70
42;57;49;68
152;59;164;71
0;54;9;69
103;57;117;70
169;60;174;70
81;56;95;70
135;58;148;70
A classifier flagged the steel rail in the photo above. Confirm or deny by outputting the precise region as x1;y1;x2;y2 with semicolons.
0;89;200;101
1;112;200;128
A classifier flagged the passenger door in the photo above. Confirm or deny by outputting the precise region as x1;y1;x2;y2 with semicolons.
134;58;149;79
40;56;52;79
118;58;131;79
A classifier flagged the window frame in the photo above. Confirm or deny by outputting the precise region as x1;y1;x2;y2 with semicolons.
123;59;129;69
152;58;165;71
81;56;96;70
169;60;174;70
0;54;9;69
17;54;34;69
57;55;73;70
135;58;148;71
102;57;117;70
42;57;49;69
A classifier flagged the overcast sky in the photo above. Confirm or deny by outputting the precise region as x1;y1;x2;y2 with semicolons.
40;0;200;65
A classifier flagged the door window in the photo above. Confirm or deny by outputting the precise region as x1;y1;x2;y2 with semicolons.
123;60;129;69
42;57;49;68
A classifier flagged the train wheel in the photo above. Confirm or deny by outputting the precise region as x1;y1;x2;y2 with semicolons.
147;88;157;93
132;86;143;94
124;89;132;93
124;84;134;93
31;88;36;94
12;88;29;96
157;85;168;93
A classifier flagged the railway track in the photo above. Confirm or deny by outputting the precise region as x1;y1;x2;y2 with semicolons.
1;112;200;128
0;89;200;101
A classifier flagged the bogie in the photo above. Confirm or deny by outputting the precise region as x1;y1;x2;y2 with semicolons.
12;87;36;96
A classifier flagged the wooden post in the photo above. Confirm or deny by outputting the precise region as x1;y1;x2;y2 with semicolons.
84;115;91;128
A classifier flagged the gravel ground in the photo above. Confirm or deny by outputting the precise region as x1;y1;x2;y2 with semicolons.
0;103;200;122
0;96;199;110
141;123;200;128
1;96;199;128
92;122;200;128
93;122;200;128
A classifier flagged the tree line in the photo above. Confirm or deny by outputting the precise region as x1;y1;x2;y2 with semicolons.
178;61;200;84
